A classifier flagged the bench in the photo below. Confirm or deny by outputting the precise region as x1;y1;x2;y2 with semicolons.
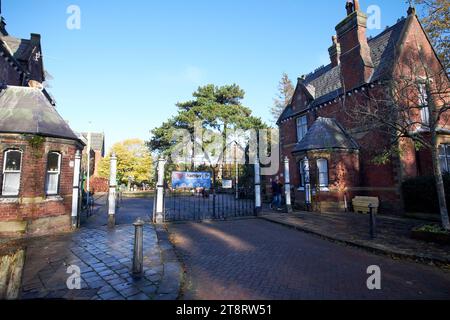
352;196;379;214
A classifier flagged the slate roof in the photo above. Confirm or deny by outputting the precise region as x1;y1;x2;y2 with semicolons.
293;117;359;153
278;18;407;124
1;36;32;61
0;86;81;142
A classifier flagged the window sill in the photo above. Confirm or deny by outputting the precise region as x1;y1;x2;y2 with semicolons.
46;195;63;202
319;187;330;192
297;187;305;191
0;197;20;204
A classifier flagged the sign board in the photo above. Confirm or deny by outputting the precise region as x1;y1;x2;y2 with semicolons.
171;172;211;190
222;180;233;189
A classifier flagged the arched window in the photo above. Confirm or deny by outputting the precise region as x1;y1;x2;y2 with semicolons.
45;152;62;195
299;157;310;188
2;150;23;196
317;159;329;189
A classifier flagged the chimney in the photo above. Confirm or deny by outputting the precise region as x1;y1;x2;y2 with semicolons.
336;0;374;90
328;36;341;67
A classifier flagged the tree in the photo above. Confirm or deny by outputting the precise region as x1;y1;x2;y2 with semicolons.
343;50;450;230
149;84;266;158
98;139;153;186
270;73;295;123
414;0;450;72
148;84;267;182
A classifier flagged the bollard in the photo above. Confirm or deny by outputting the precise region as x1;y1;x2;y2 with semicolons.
132;218;145;275
369;204;376;239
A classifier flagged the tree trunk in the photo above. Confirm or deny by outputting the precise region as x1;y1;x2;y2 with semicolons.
431;130;450;230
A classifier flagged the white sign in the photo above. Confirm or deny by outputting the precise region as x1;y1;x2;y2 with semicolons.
222;180;233;189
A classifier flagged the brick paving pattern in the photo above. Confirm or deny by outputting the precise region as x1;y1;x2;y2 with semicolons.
169;219;450;300
16;198;182;300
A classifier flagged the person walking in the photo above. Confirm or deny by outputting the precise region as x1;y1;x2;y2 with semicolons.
270;178;282;210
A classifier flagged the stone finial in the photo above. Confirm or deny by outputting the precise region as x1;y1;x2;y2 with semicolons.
353;0;361;11
407;6;416;16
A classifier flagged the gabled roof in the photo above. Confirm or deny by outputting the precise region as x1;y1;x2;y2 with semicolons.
0;86;81;142
79;132;105;155
278;17;408;124
293;117;359;153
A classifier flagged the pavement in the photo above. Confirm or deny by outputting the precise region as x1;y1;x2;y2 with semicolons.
13;197;182;300
169;219;450;300
258;210;450;266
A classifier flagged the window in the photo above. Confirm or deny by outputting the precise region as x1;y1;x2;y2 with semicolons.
2;150;22;196
317;159;329;189
296;116;308;142
439;145;450;173
45;152;61;195
418;83;430;126
299;157;310;188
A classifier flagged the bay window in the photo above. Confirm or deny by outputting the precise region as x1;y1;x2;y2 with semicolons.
439;145;450;173
317;159;329;190
299;157;310;189
2;150;22;196
45;152;62;195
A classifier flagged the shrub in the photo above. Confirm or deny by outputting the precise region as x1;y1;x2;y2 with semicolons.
402;174;450;214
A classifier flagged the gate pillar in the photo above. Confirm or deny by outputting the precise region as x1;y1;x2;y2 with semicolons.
108;153;118;228
284;156;293;213
254;156;262;214
71;150;82;229
154;157;167;224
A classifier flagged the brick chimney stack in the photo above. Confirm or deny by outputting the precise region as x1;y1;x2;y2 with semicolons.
328;36;341;67
336;0;374;90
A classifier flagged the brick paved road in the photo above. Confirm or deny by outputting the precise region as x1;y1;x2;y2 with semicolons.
169;219;450;300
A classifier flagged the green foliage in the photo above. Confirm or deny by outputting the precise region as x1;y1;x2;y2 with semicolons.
414;224;450;235
415;0;450;72
148;84;268;159
26;135;45;150
98;139;153;185
402;174;450;214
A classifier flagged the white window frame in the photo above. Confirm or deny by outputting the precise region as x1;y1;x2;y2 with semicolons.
439;145;450;173
299;157;310;190
45;152;62;196
2;150;23;197
317;158;329;191
418;83;430;127
296;115;308;142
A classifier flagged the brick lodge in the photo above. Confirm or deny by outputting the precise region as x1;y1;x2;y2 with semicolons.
0;10;84;236
276;1;450;214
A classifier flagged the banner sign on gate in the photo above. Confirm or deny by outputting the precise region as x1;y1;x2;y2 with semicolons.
171;172;211;189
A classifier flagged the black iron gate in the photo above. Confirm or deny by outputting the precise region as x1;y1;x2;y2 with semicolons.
163;164;255;222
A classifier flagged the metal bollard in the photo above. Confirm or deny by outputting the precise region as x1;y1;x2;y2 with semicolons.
369;204;376;239
132;218;145;275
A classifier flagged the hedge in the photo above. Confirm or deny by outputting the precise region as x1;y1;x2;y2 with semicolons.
402;174;450;214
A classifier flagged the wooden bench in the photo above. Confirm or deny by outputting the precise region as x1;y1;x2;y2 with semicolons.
352;196;379;214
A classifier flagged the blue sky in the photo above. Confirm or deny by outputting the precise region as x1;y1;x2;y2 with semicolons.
3;0;409;150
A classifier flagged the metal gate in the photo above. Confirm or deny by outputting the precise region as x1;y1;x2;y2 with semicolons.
163;164;255;222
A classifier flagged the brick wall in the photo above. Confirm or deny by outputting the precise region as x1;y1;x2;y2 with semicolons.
0;134;82;234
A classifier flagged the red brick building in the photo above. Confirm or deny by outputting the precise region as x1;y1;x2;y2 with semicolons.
277;1;450;214
0;11;84;236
